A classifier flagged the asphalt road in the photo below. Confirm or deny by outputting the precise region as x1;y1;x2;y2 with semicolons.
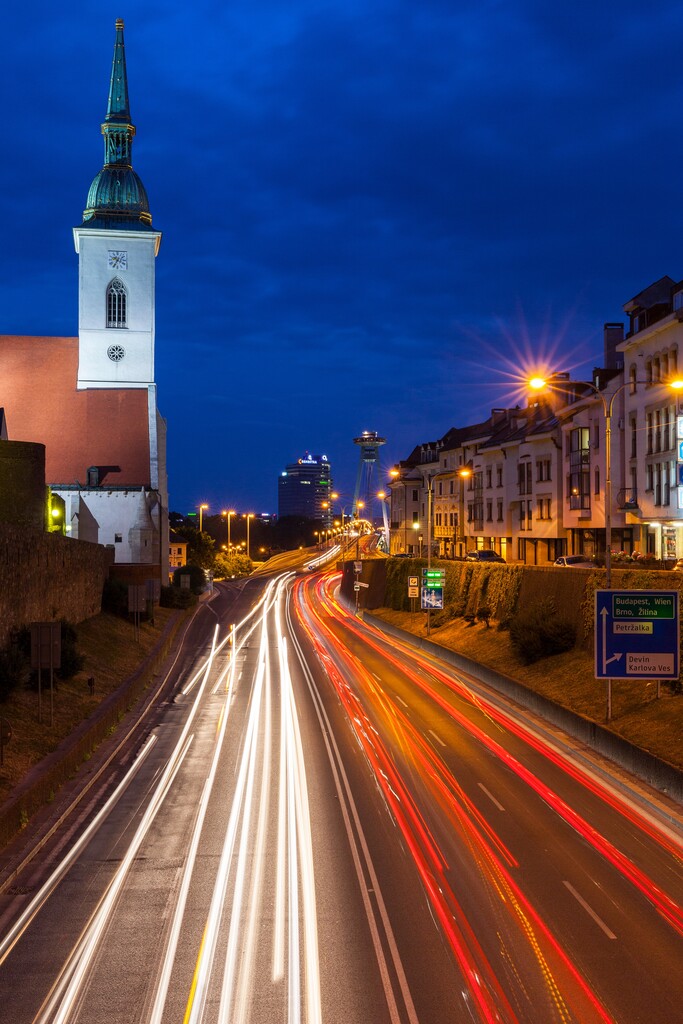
0;567;680;1024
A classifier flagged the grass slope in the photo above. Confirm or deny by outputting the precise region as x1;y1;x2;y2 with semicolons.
372;608;683;771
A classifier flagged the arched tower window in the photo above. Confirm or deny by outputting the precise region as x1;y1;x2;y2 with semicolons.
107;278;127;328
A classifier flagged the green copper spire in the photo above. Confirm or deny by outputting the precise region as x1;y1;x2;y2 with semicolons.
106;18;131;126
81;19;153;229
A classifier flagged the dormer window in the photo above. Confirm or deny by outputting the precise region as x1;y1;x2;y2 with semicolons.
107;278;127;328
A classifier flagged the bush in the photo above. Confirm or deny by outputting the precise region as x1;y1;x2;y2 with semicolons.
509;598;576;664
172;565;206;594
476;605;492;628
102;577;129;618
57;621;85;679
160;585;196;609
0;636;28;702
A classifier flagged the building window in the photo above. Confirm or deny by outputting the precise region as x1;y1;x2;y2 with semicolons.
593;423;600;449
496;466;503;487
412;489;418;501
114;533;122;543
486;467;492;488
672;346;678;375
568;427;590;510
646;359;653;385
536;459;551;482
646;413;653;454
629;364;637;394
630;415;637;458
518;461;532;495
107;278;127;328
497;499;503;521
536;497;552;520
594;466;600;495
663;407;670;451
486;501;493;522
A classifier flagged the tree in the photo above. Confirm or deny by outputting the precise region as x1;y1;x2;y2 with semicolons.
214;553;253;579
183;525;216;570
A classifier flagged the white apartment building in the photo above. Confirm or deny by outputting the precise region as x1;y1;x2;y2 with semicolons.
388;280;683;566
618;276;683;560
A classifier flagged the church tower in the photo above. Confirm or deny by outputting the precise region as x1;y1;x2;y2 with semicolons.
73;19;162;390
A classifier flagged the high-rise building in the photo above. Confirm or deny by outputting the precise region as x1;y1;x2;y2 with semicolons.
278;453;333;523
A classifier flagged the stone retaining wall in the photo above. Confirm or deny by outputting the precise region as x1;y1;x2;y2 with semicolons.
0;524;113;647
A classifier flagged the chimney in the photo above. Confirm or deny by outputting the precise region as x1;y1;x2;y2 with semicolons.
603;322;624;370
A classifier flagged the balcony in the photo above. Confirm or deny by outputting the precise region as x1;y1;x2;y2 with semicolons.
616;488;638;510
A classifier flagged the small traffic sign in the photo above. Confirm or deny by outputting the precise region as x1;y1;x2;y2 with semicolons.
409;576;419;587
422;568;445;578
595;590;679;679
421;586;444;609
408;585;419;598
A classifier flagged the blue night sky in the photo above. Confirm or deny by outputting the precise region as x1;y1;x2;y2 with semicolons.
3;2;683;514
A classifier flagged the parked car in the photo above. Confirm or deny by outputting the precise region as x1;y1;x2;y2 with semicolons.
554;554;595;568
671;558;683;571
466;550;505;563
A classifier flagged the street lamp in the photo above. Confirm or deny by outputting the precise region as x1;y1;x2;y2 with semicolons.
390;468;409;554
458;464;472;558
355;500;365;560
529;374;683;586
221;509;236;554
243;513;255;560
199;503;208;532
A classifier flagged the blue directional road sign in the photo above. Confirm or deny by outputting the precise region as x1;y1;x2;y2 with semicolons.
595;590;679;680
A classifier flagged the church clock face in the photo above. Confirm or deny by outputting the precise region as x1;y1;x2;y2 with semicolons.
107;344;126;362
108;250;128;270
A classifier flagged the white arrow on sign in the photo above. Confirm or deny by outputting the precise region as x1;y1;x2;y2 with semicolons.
601;606;623;674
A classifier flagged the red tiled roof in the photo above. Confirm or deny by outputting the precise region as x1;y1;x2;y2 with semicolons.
0;335;151;486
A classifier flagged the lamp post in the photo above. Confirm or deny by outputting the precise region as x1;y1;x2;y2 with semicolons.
243;513;254;559
390;468;409;554
199;503;208;533
355;500;365;561
458;465;472;558
222;509;235;554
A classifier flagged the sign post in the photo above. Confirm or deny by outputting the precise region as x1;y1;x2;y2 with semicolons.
595;590;679;721
30;622;61;726
421;568;445;634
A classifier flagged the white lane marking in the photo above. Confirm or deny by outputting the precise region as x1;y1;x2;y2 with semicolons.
478;783;505;812
0;732;157;966
289;599;419;1024
563;881;617;939
428;729;446;748
394;695;409;709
